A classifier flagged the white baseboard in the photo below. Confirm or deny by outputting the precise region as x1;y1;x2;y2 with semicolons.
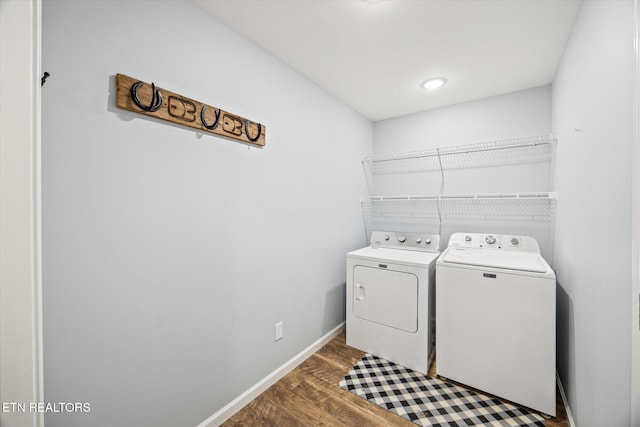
196;322;346;427
556;372;576;427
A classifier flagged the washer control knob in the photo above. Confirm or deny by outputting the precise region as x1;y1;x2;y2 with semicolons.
465;235;472;242
415;237;422;244
398;235;406;243
485;235;497;245
384;235;390;241
511;237;520;246
425;238;431;245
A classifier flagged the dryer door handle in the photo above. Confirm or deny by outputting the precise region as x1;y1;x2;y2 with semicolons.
355;284;366;301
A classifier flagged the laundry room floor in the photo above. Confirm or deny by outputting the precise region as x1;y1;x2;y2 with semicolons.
222;331;569;426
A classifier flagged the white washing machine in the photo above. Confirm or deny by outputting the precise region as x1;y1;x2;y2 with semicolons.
436;232;556;416
346;231;440;375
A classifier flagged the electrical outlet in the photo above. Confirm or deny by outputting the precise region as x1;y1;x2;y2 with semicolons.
275;321;283;341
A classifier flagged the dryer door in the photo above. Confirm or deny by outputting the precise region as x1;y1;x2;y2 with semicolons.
352;265;418;333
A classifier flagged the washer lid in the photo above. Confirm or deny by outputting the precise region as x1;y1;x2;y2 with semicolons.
440;247;548;273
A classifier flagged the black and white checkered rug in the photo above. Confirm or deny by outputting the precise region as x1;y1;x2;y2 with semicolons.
339;354;545;427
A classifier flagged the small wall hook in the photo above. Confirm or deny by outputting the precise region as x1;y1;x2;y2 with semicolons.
131;81;163;112
41;72;50;86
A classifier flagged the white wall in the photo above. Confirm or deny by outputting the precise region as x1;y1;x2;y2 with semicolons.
41;1;371;426
552;1;633;426
372;86;554;258
372;85;552;195
374;85;551;155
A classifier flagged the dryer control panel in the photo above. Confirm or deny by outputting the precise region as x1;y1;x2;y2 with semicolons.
370;231;440;252
447;232;540;253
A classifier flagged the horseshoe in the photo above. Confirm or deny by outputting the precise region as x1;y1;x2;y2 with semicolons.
200;106;221;130
131;81;163;112
244;120;262;142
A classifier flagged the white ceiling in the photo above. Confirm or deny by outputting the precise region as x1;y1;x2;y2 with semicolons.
194;0;581;122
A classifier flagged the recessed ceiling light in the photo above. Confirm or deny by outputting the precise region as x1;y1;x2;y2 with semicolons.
421;77;447;90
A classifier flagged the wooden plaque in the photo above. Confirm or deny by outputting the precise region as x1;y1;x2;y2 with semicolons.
116;73;265;147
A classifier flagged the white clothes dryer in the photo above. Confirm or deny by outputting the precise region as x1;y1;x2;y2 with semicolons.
346;231;440;375
436;232;556;416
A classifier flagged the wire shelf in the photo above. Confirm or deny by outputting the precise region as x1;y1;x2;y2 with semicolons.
363;134;555;175
363;193;556;222
360;135;558;261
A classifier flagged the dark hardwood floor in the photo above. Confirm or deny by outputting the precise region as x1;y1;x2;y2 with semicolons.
222;331;569;426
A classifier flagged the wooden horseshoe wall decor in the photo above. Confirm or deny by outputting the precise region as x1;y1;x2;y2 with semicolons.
115;73;266;147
